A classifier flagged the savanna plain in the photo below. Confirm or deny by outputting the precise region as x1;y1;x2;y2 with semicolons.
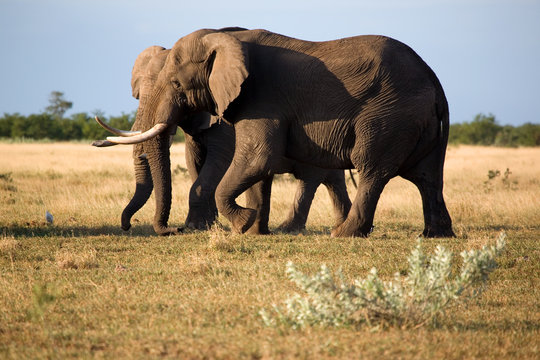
0;142;539;359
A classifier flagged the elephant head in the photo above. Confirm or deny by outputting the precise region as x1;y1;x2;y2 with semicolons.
124;46;170;233
100;30;249;234
94;46;180;234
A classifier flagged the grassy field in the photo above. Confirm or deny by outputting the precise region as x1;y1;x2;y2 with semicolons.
0;142;539;359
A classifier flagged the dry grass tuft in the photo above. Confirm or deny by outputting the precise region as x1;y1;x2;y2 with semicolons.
207;224;237;252
0;235;20;254
55;248;98;269
184;252;222;275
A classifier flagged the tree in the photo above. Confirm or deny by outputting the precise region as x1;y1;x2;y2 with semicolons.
467;113;500;145
449;113;501;145
45;91;73;119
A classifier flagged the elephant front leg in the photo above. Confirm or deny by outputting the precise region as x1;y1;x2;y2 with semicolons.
215;150;278;234
216;170;260;234
184;130;232;230
185;183;218;229
216;119;291;234
121;153;153;231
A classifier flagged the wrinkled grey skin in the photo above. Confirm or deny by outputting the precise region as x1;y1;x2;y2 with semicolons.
126;28;454;237
115;42;351;235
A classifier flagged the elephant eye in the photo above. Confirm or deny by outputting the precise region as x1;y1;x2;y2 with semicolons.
179;93;188;106
171;79;182;90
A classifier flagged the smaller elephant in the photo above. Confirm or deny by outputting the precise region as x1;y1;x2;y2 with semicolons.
94;43;351;235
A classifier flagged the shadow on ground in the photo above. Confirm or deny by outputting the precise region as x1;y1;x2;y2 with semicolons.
1;223;158;238
4;222;532;239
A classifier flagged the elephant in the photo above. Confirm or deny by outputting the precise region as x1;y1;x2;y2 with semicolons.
94;40;352;235
101;28;455;238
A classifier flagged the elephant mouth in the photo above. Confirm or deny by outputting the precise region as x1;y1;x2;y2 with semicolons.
92;116;169;145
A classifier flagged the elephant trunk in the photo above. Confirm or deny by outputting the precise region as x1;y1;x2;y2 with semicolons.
144;134;179;235
121;146;153;231
136;80;180;235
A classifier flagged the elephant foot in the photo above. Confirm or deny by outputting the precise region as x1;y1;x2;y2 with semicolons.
245;222;271;235
185;210;217;231
276;220;305;234
121;213;132;231
422;226;456;238
186;219;213;231
330;220;373;238
154;226;184;236
230;208;257;234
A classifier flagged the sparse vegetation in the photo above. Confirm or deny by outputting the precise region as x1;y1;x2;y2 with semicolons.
261;233;506;329
0;143;538;359
483;168;518;192
172;163;189;180
27;283;57;321
0;172;17;192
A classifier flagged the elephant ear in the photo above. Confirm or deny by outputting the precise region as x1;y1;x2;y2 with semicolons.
202;32;249;117
144;50;170;89
131;46;166;99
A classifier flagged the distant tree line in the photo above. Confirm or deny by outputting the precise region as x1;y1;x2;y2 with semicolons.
0;91;185;142
449;114;540;147
0;111;136;141
0;91;135;141
0;92;538;146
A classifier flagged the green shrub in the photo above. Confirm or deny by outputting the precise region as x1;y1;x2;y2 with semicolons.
261;232;506;329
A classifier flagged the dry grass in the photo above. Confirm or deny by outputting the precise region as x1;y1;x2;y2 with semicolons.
55;247;98;269
0;142;539;359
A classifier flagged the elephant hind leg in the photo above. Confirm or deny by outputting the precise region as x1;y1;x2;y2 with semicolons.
244;177;273;235
277;166;351;234
277;178;318;233
417;183;454;238
330;173;388;238
400;151;455;238
322;170;352;229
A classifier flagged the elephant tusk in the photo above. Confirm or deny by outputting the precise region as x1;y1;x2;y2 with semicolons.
106;123;169;144
94;116;142;137
92;139;118;147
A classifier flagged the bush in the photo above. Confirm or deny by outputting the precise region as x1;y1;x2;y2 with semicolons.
260;232;506;329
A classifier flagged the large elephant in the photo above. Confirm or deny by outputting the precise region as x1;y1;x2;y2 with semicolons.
103;28;455;238
94;41;352;235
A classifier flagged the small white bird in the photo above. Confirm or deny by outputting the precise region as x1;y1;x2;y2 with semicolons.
45;211;54;224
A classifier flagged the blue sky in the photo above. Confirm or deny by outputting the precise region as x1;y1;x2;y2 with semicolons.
1;0;539;125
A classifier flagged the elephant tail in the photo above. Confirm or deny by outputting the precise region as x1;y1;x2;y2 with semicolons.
348;169;358;189
435;74;450;141
398;84;450;176
435;79;450;165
